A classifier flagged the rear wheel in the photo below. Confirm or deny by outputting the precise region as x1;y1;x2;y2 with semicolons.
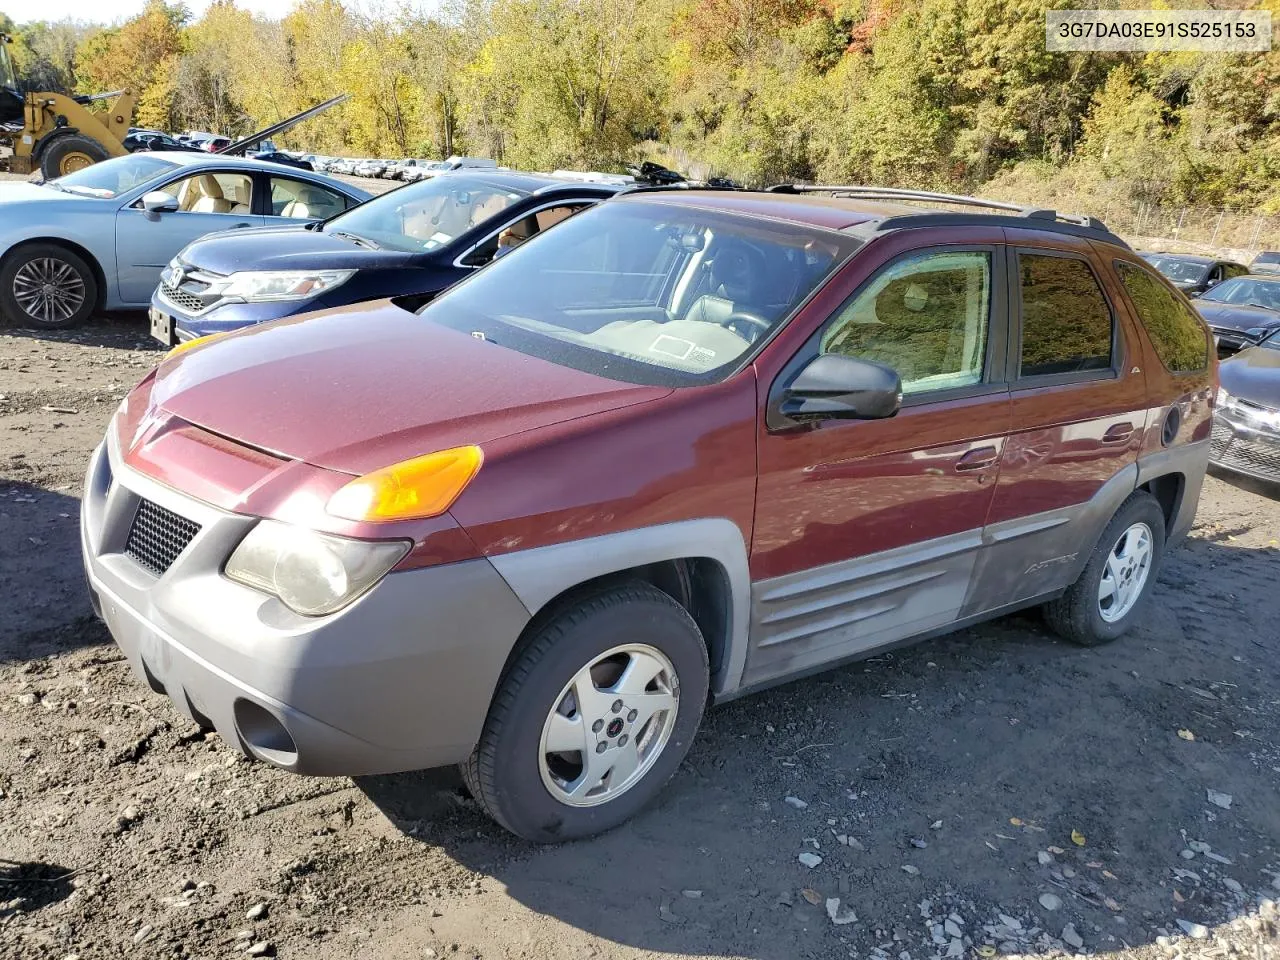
0;243;98;329
462;582;709;842
39;133;110;180
1043;491;1165;646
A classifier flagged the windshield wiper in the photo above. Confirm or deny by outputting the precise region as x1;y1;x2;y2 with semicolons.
330;230;379;250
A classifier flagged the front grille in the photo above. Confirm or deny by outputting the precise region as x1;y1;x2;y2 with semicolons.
124;499;201;576
159;281;206;314
1211;419;1280;481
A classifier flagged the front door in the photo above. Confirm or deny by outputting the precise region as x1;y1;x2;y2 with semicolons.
748;243;1012;686
115;169;264;304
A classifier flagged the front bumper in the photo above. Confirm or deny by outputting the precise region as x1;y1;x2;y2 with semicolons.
1210;413;1280;484
80;427;532;776
152;289;312;340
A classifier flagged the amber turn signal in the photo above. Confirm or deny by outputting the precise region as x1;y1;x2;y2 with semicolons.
326;446;484;522
165;333;223;360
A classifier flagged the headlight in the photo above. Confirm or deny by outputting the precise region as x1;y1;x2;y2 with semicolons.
214;269;355;303
225;520;409;616
1216;386;1232;409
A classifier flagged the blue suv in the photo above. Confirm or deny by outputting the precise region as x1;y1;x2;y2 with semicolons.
150;172;623;345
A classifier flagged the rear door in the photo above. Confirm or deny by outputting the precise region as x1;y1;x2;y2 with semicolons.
260;174;353;227
977;231;1147;605
747;229;1013;686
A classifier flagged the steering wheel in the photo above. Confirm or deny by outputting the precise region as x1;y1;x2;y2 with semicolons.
720;310;772;342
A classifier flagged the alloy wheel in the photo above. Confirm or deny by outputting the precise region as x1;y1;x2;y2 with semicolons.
538;643;680;808
12;257;86;325
1098;521;1153;623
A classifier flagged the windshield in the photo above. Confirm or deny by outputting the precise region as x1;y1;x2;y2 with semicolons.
418;201;858;386
0;41;17;90
1199;277;1280;311
323;175;528;252
1146;256;1208;283
52;154;178;198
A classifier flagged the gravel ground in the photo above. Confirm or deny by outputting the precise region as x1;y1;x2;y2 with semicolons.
1;205;1280;960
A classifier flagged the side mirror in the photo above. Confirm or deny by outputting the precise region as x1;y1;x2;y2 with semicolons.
780;353;902;422
141;191;179;214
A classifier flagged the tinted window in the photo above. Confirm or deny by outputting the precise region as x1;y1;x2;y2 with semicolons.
821;250;990;395
1115;261;1208;372
1018;254;1113;377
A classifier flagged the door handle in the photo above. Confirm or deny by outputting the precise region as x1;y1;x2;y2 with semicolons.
955;446;999;472
230;222;252;229
1102;422;1134;444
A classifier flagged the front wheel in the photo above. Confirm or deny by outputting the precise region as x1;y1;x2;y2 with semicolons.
39;133;110;180
1043;491;1166;646
462;582;709;842
0;243;99;329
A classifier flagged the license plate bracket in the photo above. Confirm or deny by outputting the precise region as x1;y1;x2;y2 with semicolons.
149;307;174;347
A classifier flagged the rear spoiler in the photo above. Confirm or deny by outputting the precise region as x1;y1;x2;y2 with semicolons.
216;94;348;156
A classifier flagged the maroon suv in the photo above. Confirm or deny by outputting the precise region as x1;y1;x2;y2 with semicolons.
81;186;1215;841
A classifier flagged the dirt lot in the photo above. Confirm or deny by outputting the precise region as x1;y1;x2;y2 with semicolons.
3;325;1280;960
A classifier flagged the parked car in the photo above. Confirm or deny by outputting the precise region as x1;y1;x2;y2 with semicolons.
1141;252;1248;296
0;151;371;329
1191;275;1280;355
250;150;313;171
123;132;202;154
87;187;1212;842
152;171;623;343
1213;329;1280;485
1250;251;1280;276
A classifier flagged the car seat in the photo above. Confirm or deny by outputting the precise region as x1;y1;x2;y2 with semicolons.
186;175;234;214
685;241;765;324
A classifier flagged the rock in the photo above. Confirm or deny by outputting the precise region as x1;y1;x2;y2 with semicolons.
1206;789;1233;810
1204;852;1233;865
1187;840;1211;854
901;865;920;876
798;852;823;869
132;925;153;944
946;938;965;957
245;942;275;957
910;838;928;849
944;919;964;938
1180;849;1197;860
1037;851;1053;866
246;902;268;920
1039;893;1063;911
1061;923;1084;949
16;693;38;706
784;796;809;810
1176;919;1209;939
919;899;933;918
931;924;948;944
826;897;858;925
998;914;1023;932
1222;878;1243;894
1258;899;1276;918
681;889;702;899
658;898;684;925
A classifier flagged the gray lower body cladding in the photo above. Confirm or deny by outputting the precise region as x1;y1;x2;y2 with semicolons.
81;435;532;777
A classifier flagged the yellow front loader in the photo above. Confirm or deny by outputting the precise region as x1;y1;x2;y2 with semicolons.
1;32;134;179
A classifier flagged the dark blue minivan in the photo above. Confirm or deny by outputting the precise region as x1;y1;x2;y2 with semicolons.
150;172;623;345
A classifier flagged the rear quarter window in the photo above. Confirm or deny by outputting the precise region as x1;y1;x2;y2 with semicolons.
1114;260;1209;373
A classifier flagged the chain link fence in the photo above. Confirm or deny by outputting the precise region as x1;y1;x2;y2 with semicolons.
1087;203;1280;261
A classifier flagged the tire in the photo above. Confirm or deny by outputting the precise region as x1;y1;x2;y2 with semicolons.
39;133;109;180
463;582;709;843
0;243;99;329
1043;491;1166;646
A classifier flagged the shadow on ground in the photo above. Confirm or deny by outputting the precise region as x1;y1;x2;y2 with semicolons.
358;534;1280;959
0;860;78;919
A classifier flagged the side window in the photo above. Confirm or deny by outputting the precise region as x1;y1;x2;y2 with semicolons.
1115;260;1209;372
157;172;253;215
1226;263;1249;280
480;203;592;265
1017;254;1113;378
270;178;347;219
820;250;990;395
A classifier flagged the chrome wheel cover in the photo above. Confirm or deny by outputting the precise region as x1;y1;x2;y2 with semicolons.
13;257;86;325
1098;521;1153;623
538;643;680;808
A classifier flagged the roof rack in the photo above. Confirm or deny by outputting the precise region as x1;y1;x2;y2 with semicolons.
764;184;1127;248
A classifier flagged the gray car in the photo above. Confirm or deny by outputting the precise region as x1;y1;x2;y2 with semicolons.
0;152;372;329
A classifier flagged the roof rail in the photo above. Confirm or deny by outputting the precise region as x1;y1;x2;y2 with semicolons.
765;183;1123;245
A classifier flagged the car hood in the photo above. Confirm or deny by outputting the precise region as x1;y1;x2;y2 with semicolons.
1220;346;1280;410
1194;301;1280;333
0;181;91;206
181;224;418;274
148;300;669;475
177;229;417;277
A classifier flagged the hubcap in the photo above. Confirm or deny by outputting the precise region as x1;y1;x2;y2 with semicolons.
538;643;680;808
1098;521;1153;623
59;151;94;176
13;257;86;325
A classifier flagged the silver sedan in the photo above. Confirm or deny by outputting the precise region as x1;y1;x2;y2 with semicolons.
0;152;372;329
